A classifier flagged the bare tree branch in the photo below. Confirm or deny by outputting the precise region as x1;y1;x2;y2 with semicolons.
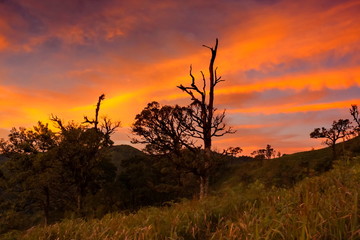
83;94;105;130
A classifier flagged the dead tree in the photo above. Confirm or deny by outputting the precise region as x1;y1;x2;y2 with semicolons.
83;94;105;130
177;39;234;199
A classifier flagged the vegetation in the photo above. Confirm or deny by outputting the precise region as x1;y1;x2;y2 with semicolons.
13;140;360;239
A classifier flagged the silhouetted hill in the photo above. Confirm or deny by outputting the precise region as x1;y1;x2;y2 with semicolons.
110;144;145;172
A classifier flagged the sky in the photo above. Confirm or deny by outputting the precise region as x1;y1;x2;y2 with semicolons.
0;0;359;155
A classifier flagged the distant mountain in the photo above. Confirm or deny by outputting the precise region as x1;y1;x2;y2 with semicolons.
109;144;146;172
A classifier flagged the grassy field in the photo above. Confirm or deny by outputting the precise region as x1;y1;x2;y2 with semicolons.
3;138;360;240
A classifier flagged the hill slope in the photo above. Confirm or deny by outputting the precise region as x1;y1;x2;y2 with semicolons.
109;144;145;172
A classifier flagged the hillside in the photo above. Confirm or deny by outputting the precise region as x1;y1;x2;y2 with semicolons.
216;136;360;190
3;137;360;239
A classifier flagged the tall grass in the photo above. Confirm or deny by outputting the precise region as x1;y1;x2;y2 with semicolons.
15;158;360;240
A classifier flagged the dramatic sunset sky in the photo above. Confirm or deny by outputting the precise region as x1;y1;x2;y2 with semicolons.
0;0;359;154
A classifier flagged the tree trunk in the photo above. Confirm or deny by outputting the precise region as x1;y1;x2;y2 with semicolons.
77;193;82;216
199;176;205;200
201;147;211;198
43;186;50;226
332;144;337;160
203;175;209;198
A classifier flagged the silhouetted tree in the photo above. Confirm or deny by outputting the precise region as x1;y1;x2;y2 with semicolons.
310;119;352;159
265;144;275;159
177;39;234;199
132;102;200;198
251;149;266;160
83;94;105;130
223;147;243;157
132;101;195;155
251;144;276;160
51;94;120;215
350;104;360;134
0;122;59;226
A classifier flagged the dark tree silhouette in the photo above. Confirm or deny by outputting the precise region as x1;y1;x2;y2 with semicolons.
223;147;243;157
251;149;266;160
132;102;230;200
83;94;105;130
350;104;360;134
251;144;276;160
310;119;352;159
177;39;234;199
132;101;195;155
50;94;120;215
265;144;275;159
0;122;59;226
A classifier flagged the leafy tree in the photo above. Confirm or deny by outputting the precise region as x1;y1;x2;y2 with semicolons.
0;122;60;226
177;39;235;198
132;102;202;199
310;119;352;159
50;94;120;215
132;101;194;155
350;104;360;134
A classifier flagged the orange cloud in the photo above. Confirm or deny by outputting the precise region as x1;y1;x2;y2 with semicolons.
0;35;8;50
228;99;360;115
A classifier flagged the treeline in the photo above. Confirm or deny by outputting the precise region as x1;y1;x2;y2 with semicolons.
0;95;120;231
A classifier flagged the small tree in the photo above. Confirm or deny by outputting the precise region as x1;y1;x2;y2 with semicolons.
310;119;352;159
251;144;276;160
265;144;275;159
251;149;266;160
350;104;360;134
223;147;243;157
